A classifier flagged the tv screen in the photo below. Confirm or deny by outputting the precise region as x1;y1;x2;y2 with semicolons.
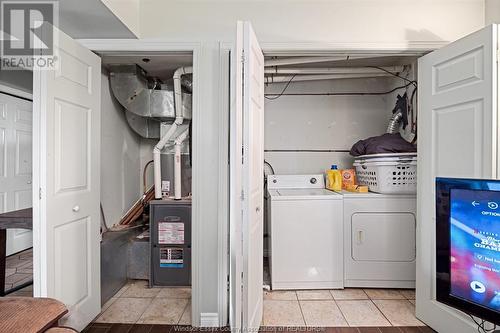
436;178;500;325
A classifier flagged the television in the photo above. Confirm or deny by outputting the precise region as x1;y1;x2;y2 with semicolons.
436;178;500;325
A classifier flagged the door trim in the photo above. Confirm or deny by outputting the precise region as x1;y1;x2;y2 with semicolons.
77;39;206;327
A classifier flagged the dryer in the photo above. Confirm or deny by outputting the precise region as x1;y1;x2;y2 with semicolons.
267;174;343;290
342;191;416;288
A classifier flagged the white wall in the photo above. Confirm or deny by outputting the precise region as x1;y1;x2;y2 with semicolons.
100;71;142;228
139;138;155;193
264;77;393;174
0;69;32;95
140;0;484;43
101;0;141;37
485;0;500;25
137;0;485;325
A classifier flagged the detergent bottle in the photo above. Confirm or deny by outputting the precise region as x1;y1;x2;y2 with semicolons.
326;165;342;192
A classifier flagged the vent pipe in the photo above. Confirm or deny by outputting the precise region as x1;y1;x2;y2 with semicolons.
153;66;193;199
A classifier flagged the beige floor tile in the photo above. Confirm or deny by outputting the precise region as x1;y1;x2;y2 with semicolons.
114;282;131;297
156;287;191;299
373;300;424;326
336;300;391;327
299;300;348;327
364;288;405;300
330;288;368;300
101;297;118;312
262;300;305;326
138;298;189;324
95;298;152;323
121;280;160;298
178;300;191;325
296;290;333;300
264;290;297;301
408;299;416;305
400;289;416;300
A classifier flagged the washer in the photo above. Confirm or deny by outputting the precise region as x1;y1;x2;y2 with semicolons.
267;174;343;290
342;191;416;288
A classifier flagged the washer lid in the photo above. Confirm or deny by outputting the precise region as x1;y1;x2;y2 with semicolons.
268;188;342;200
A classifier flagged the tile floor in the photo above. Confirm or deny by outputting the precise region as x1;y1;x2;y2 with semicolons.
262;288;421;327
4;248;33;292
95;280;192;325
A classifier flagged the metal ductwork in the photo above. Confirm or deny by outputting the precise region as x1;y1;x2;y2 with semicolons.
108;64;192;139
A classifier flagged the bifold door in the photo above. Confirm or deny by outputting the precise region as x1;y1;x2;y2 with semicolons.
0;93;33;255
230;21;265;332
417;24;498;333
33;26;101;330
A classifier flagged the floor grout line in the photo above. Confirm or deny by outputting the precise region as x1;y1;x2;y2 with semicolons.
370;299;394;327
332;299;350;328
177;299;190;325
295;299;307;327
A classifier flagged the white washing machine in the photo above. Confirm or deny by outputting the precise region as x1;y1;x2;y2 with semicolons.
267;174;343;290
342;191;416;288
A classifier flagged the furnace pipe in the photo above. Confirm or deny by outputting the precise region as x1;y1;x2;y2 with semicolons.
173;128;190;200
153;66;193;199
264;66;404;75
265;73;390;84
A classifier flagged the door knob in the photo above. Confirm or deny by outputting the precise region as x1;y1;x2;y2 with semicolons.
72;205;80;212
27;180;32;185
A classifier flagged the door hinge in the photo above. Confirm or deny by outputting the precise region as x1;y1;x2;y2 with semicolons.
39;188;42;200
240;190;245;201
241;50;245;64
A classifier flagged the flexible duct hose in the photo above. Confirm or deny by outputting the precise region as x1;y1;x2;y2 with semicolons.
387;111;403;134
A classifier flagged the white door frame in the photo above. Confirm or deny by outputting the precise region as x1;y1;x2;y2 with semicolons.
76;39;207;327
228;39;449;328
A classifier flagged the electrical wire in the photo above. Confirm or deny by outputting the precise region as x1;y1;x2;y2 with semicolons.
366;66;418;88
468;314;497;333
264;160;275;175
264;74;297;100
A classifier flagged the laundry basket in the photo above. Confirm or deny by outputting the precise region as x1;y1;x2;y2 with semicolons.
353;154;417;194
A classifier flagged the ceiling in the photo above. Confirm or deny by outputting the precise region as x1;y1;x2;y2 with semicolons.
101;53;194;80
59;0;137;39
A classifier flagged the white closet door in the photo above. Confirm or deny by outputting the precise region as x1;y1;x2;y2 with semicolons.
0;93;33;256
417;24;498;333
230;21;265;332
33;27;101;331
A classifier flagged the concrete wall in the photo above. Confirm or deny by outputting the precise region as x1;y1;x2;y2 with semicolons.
100;71;142;228
137;0;486;326
264;77;394;174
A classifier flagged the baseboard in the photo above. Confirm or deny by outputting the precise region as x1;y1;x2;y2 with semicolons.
200;313;219;327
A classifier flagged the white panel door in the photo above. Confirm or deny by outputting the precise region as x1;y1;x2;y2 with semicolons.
0;93;33;255
230;21;264;332
417;24;498;333
33;27;101;331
